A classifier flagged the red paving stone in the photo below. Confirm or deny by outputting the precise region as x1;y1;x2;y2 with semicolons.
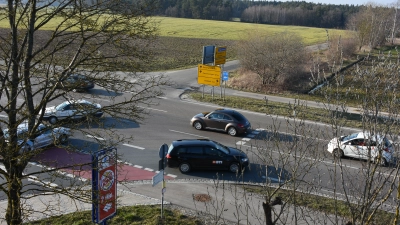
32;147;173;181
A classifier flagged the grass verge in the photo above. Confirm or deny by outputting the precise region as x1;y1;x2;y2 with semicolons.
243;185;395;225
188;91;365;129
25;205;202;225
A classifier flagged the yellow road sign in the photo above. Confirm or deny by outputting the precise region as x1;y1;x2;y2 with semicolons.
198;64;221;86
214;46;227;65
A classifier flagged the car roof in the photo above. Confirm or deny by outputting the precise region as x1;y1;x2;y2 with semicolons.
171;139;215;147
213;108;238;114
61;99;93;105
348;132;387;141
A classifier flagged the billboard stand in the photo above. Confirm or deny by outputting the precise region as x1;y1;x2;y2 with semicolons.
92;147;117;225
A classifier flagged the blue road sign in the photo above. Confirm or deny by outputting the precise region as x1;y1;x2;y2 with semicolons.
203;45;215;64
222;71;229;81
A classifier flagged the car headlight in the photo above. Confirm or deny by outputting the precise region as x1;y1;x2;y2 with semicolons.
241;157;248;162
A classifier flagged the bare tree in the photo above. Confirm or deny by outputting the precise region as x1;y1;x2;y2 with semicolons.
194;36;400;225
236;31;306;86
0;0;168;224
346;4;394;50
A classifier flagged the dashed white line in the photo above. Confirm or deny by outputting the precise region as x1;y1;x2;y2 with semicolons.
236;141;246;145
167;174;177;178
86;135;105;140
138;106;167;113
242;138;251;141
122;143;145;150
169;129;209;138
134;165;143;169
144;168;154;171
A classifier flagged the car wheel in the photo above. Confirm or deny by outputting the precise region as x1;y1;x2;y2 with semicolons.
49;116;58;125
374;156;387;166
333;149;344;159
58;134;68;145
229;163;240;173
193;121;203;130
179;162;191;173
227;127;237;136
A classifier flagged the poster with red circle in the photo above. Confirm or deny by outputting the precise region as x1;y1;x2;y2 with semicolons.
92;148;117;224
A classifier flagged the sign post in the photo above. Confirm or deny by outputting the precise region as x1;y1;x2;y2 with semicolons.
156;144;168;220
222;71;229;100
92;147;117;225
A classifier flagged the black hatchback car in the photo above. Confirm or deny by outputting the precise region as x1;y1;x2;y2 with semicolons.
166;139;249;173
190;108;251;136
50;74;95;92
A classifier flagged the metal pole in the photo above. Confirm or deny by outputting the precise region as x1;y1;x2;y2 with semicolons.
224;81;226;100
220;65;223;98
161;160;165;220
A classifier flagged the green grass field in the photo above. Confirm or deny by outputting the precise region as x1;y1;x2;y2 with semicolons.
0;14;349;45
153;17;348;45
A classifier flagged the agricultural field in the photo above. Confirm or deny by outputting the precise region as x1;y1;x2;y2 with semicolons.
0;16;350;71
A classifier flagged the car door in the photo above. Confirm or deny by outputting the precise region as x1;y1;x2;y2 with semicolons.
343;139;365;159
57;103;73;120
72;103;85;119
204;113;225;131
341;139;358;157
204;146;225;169
185;146;206;169
34;125;53;148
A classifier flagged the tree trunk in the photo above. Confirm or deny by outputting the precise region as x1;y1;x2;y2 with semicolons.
262;196;282;225
6;172;23;225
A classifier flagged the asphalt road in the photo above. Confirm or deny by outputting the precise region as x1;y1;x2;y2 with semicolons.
1;58;399;210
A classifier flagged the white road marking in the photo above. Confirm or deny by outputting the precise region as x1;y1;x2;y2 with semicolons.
157;96;167;99
138;106;167;113
122;143;145;150
242;138;251;141
86;135;105;140
236;141;246;145
144;168;154;171
169;129;209;138
134;165;143;169
167;174;177;178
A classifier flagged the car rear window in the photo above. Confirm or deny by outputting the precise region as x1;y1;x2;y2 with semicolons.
231;112;247;122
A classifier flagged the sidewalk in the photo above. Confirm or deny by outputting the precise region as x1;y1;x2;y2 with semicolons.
0;180;347;225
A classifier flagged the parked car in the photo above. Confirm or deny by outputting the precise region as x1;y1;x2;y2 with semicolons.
190;108;251;136
43;99;103;124
327;132;394;166
166;139;249;173
3;122;71;152
50;74;94;92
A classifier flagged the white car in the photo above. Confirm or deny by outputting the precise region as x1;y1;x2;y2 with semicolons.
327;132;394;166
43;99;103;124
3;123;71;152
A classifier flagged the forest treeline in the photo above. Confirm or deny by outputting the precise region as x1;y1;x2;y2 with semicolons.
154;0;381;29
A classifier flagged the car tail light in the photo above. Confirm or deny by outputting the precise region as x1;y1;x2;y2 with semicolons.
166;154;171;159
238;123;244;128
383;147;390;152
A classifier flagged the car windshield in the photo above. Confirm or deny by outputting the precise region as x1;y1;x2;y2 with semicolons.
211;140;230;154
56;102;70;111
341;133;359;142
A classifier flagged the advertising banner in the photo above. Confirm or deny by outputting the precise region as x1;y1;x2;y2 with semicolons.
92;147;117;224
